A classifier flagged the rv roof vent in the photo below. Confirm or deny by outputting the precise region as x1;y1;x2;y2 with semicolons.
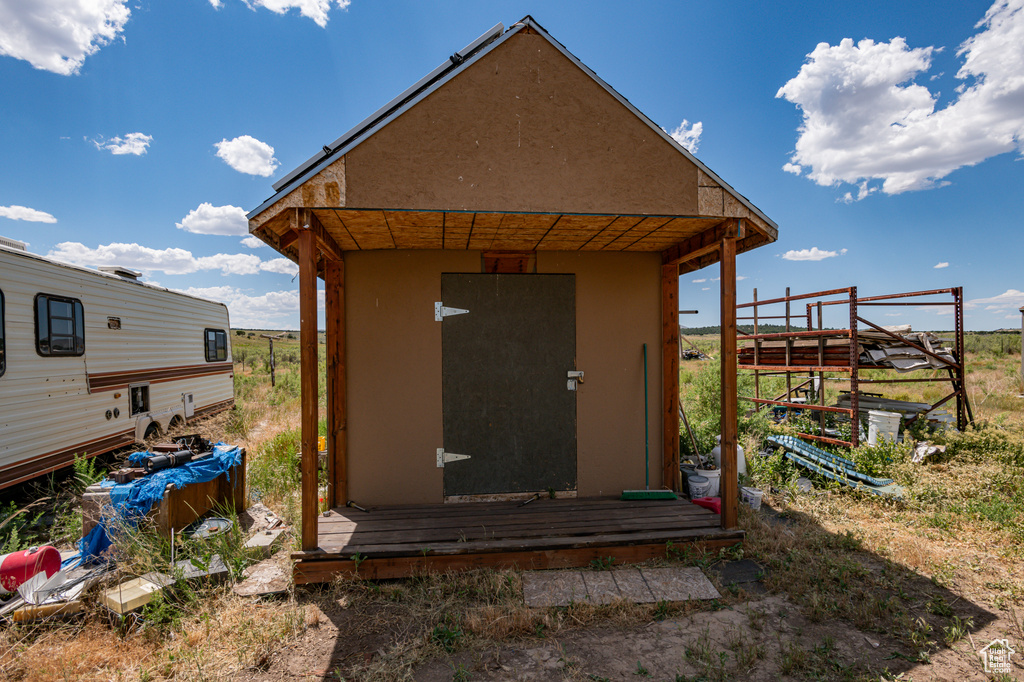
0;235;27;251
99;266;142;281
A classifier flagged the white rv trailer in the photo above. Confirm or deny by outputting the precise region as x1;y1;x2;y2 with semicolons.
0;239;234;489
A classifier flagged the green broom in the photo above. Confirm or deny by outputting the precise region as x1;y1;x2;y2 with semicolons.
622;343;678;500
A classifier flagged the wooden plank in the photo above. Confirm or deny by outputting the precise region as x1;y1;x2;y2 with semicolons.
294;538;744;583
662;263;680;491
317;523;724;553
661;218;735;267
308;211;345;261
297;220;320;551
719;227;738;530
321;497;706;518
315;504;714;530
316;514;722;544
314;526;738;557
325;258;346;508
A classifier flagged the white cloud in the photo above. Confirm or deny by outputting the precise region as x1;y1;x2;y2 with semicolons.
47;241;290;277
214;135;279;176
230;0;352;28
0;0;131;75
176;203;248;236
241;235;266;248
782;163;802;175
177;284;324;328
781;247;843;261
737;275;748;281
0;205;56;223
93;132;152;156
701;287;710;291
669;119;703;153
934;261;950;268
260;257;299;276
195;253;263;275
966;289;1024;312
777;0;1024;197
692;278;707;283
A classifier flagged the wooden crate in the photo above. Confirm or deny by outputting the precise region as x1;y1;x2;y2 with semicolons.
82;449;246;538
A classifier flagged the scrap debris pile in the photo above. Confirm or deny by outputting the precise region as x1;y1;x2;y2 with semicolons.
857;326;956;372
0;436;288;625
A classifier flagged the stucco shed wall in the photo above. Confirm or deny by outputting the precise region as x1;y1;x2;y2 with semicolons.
344;250;664;506
343;30;699;215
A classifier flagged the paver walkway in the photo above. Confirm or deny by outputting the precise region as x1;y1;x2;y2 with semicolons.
522;566;719;607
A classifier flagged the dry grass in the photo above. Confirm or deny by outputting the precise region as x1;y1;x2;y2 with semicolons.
0;591;310;681
3;334;1022;680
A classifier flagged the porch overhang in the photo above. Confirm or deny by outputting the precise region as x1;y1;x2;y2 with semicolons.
248;206;775;275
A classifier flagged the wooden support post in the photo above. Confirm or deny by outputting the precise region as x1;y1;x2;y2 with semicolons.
297;221;319;552
325;258;346;508
662;264;680;491
720;226;739;530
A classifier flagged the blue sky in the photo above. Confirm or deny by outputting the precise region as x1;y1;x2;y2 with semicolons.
1;0;1022;330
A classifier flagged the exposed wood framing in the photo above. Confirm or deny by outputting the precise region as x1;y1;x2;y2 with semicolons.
297;224;320;551
325;258;347;508
719;224;739;530
678;227;768;275
294;538;743;583
662;263;680;491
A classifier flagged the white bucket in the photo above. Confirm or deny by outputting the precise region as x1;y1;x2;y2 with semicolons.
867;410;901;445
741;486;763;511
696;468;721;497
687;475;711;499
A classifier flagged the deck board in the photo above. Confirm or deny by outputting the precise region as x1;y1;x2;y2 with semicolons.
294;497;742;583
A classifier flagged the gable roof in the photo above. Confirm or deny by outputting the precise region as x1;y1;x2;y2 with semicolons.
248;16;776;238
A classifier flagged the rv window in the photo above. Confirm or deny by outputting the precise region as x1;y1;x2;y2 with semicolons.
35;294;85;357
0;290;5;377
205;328;227;362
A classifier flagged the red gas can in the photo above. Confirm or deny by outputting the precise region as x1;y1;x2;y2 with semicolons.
0;546;61;595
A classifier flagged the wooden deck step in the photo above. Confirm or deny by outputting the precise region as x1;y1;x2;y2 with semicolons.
294;497;742;583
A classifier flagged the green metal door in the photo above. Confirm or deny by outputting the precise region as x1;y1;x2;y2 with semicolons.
440;274;577;496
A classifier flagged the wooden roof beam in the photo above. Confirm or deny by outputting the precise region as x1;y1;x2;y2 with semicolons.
281;209;345;262
662;218;743;269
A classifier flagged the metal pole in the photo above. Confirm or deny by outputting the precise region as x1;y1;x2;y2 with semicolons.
753;288;760;401
849;287;859;448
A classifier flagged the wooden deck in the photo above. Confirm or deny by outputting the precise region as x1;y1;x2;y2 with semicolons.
292;497;743;584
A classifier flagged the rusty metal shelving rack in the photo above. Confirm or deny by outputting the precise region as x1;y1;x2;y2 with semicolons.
736;287;971;448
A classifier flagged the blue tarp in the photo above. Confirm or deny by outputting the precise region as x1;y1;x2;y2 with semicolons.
70;443;243;566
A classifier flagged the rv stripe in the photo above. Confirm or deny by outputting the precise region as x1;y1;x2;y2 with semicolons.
87;362;233;392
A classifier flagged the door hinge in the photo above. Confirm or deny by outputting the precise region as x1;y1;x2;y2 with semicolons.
567;370;584;391
435;302;470;321
436;448;471;467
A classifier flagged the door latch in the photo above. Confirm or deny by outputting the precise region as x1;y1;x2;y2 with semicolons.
435;302;470;321
436;448;471;467
567;370;584;391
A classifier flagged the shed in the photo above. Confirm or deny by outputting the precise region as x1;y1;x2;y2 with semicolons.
247;17;778;582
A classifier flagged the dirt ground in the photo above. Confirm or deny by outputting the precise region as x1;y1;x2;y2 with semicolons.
232;580;1022;681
